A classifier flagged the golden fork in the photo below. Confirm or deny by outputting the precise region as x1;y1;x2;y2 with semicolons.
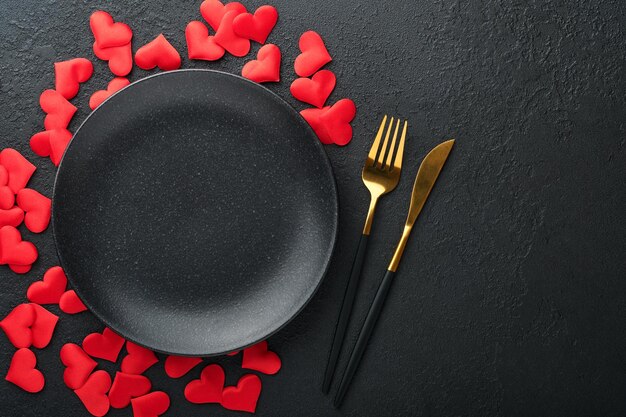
322;115;408;394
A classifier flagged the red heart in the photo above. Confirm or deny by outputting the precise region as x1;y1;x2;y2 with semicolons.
214;10;250;57
27;266;67;304
54;58;94;100
164;355;202;378
0;303;35;348
108;371;151;409
319;98;356;146
242;340;281;375
0;225;38;266
60;343;98;390
0;207;24;229
241;44;281;83
90;11;132;49
83;328;125;362
89;77;130;110
39;89;77;131
131;391;170;417
185;21;225;61
59;290;88;314
121;341;158;375
184;364;224;404
135;34;181;71
300;106;332;144
294;31;332;77
5;348;44;393
74;370;111;417
221;374;262;413
233;5;278;44
29;129;72;166
290;69;336;108
0;148;36;193
200;0;247;32
16;188;51;233
30;303;59;349
93;41;133;77
0;186;14;210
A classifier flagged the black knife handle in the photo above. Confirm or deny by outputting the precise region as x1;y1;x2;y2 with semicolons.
333;269;396;407
321;233;369;394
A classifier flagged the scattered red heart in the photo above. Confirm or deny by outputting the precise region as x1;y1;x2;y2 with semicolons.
0;303;35;348
0;148;36;193
294;31;332;77
214;10;250;57
89;77;130;110
108;371;151;409
82;328;126;362
93;41;133;77
233;5;278;44
185;21;225;61
59;290;88;314
60;343;98;390
121;341;158;375
5;348;45;393
0;225;38;268
184;363;225;404
221;374;262;413
242;340;281;375
27;266;67;304
290;69;336;108
90;11;133;49
242;44;281;83
131;391;170;417
200;0;247;32
74;370;111;417
135;34;182;71
30;303;59;349
16;188;51;233
54;58;94;100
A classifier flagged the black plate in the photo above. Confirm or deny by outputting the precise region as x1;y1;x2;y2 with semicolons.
52;70;338;356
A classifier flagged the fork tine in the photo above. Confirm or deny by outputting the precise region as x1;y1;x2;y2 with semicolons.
367;115;388;163
383;119;401;170
376;117;394;168
391;120;408;171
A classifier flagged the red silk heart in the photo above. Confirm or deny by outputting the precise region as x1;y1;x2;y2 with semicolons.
27;266;67;304
0;207;25;229
29;129;72;166
135;34;181;71
93;41;133;77
0;186;14;210
82;328;125;362
59;290;88;314
17;188;51;233
0;225;38;266
90;11;132;49
131;391;170;417
294;31;332;77
233;5;278;44
74;370;111;417
0;303;35;348
319;98;356;146
241;44;281;83
121;341;158;375
164;355;202;378
89;77;130;110
200;0;246;32
185;21;225;61
54;58;94;100
214;10;250;57
242;340;281;375
60;343;98;390
0;148;36;193
221;374;262;413
31;303;59;349
39;89;77;131
290;69;336;108
300;106;332;144
5;348;44;393
184;364;225;404
108;371;151;409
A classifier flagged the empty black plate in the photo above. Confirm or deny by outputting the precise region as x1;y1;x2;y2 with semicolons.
52;70;338;356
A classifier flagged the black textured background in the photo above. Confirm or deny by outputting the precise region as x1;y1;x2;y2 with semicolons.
1;0;625;416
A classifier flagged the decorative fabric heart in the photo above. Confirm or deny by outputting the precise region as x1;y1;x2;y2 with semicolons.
135;34;182;71
221;374;262;413
17;188;51;233
233;5;278;44
30;303;59;349
93;42;133;77
82;328;125;362
185;21;225;61
0;148;36;193
74;370;111;417
39;89;77;131
108;371;151;409
131;391;170;417
290;69;336;108
0;207;25;229
89;77;130;110
5;348;45;393
54;58;94;100
319;98;356;146
0;225;38;266
121;342;158;375
89;11;132;49
184;364;225;404
294;31;332;77
59;290;88;314
164;355;202;379
241;44;281;83
0;303;35;348
60;343;98;390
27;266;67;304
300;106;332;144
200;0;247;32
214;10;250;57
242;340;282;375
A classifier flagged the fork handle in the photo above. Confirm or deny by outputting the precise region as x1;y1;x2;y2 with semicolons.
321;233;369;394
333;269;396;407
